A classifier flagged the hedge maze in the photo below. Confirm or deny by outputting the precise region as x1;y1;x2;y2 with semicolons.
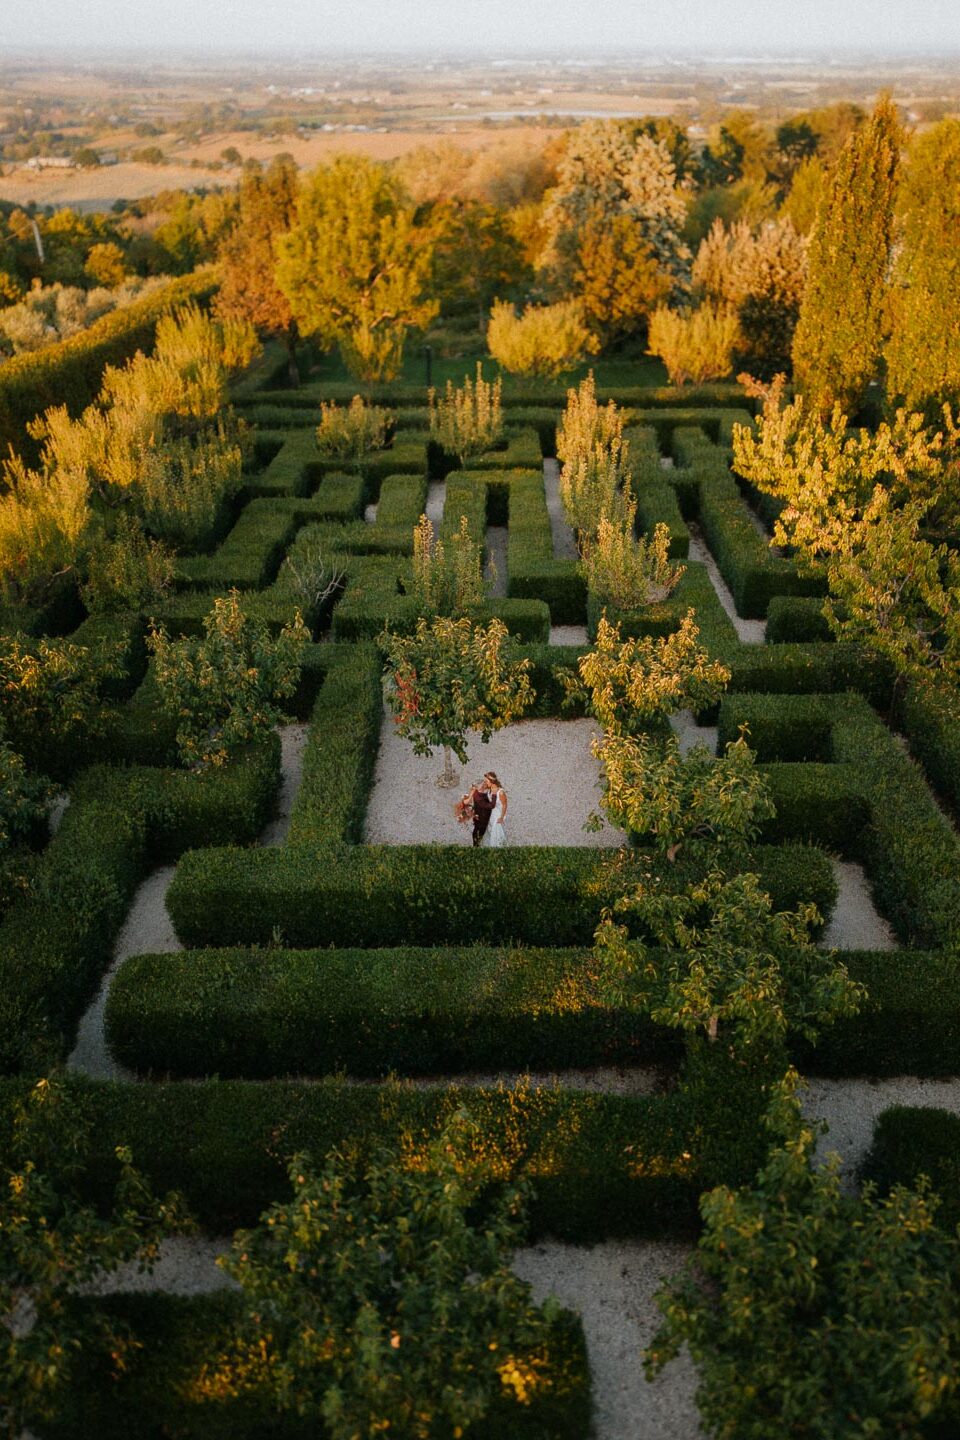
5;356;960;1432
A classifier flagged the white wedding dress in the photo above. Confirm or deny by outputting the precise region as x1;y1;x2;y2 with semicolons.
484;789;506;848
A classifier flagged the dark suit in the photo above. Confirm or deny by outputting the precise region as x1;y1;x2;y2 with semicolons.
471;788;495;846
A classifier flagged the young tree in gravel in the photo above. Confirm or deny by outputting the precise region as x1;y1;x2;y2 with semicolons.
885;119;960;419
315;395;393;460
582;517;684;612
149;590;308;770
203;1112;564;1438
570;612;730;737
0;1077;187;1440
275;155;438;382
487;298;597;381
215;155;302;384
646;1070;960;1439
382;615;533;786
411;514;487;618
428;363;504;465
791;97;901;416
556;374;632;552
592;732;862;1047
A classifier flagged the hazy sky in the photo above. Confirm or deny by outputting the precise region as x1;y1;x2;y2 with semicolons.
3;0;959;56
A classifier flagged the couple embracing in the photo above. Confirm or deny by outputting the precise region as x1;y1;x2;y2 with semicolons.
456;772;508;848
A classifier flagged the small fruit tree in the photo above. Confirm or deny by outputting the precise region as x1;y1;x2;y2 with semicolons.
556;374;633;554
410;514;486;618
382;615;533;786
316;395;394;460
428;362;504;466
206;1112;567;1438
149;590;309;770
646;1071;960;1438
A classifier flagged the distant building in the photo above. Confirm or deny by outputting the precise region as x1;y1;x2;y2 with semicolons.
24;156;74;171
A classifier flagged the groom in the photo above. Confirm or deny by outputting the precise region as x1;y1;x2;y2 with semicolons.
470;781;495;847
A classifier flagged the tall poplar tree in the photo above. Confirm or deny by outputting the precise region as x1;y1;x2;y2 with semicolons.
791;97;901;416
884;119;960;419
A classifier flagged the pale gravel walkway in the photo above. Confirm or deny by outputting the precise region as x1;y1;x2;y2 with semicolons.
364;501;378;523
550;623;589;646
425;480;445;525
90;1230;704;1440
485;525;507;598
363;710;626;848
544;457;579;561
804;1076;960;1187
822;860;896;951
67;723;308;1081
687;522;767;645
514;1240;702;1440
668;709;719;758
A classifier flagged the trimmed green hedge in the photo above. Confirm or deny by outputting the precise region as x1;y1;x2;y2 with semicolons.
0;1071;747;1239
45;1293;591;1440
796;949;960;1078
168;837;835;951
766;595;833;644
860;1107;960;1232
672;426;824;619
0;741;279;1075
107;943;679;1080
625;426;690;558
720;691;960;949
506;469;585;624
895;679;960;821
0;268;217;459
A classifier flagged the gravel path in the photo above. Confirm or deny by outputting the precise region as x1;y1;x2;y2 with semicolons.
687;523;766;645
364;501;378;523
804;1076;960;1186
514;1239;702;1440
822;860;896;951
550;623;589;646
363;711;625;848
485;525;508;598
425;480;445;525
544;457;579;561
67;723;308;1081
668;709;719;757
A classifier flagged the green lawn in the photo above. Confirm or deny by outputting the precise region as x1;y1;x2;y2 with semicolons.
306;346;670;393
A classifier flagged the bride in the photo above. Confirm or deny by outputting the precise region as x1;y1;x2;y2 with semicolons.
481;771;507;848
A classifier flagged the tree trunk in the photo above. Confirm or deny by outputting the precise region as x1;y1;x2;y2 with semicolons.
436;746;459;788
707;1014;719;1043
286;319;300;388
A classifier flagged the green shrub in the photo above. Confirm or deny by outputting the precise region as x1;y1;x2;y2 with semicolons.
765;595;833;643
861;1106;960;1234
106;944;680;1080
46;1292;591;1440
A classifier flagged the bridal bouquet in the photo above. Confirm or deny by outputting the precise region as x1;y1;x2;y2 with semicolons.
454;792;475;824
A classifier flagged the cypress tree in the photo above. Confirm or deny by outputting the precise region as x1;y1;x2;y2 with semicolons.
884;119;960;420
791;97;901;417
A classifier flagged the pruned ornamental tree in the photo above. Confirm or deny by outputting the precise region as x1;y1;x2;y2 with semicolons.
428;363;504;466
149;590;308;770
0;1078;187;1440
646;1071;960;1439
382;615;533;786
732;377;960;687
202;1113;564;1439
315;395;393;460
275;155;438;382
791;97;901;416
571;612;729;736
885;118;960;420
556;374;633;553
411;514;487;619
